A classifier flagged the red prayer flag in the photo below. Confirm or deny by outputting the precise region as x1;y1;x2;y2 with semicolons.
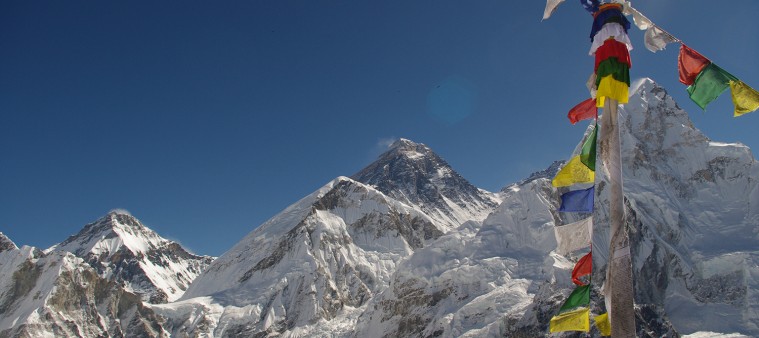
568;98;597;125
572;252;592;286
678;44;710;86
595;38;631;72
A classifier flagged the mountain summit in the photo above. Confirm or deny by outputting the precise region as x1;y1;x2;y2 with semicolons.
352;138;500;227
51;211;214;303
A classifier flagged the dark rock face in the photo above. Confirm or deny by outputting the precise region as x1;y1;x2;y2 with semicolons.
352;139;498;227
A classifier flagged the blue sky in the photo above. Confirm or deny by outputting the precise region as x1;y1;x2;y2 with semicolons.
1;1;757;256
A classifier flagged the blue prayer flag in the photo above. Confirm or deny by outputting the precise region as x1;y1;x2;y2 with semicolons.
559;187;595;212
579;0;599;13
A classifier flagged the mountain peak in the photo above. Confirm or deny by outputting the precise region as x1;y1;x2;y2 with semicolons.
0;232;18;253
352;138;499;227
384;138;434;161
51;212;214;303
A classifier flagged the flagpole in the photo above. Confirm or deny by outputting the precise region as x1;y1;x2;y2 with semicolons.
600;98;636;337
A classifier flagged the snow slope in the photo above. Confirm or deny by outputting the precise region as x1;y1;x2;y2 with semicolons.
169;177;445;336
50;211;214;303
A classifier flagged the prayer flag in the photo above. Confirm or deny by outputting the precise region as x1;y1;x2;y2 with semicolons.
581;124;597;171
589;6;629;42
730;80;759;117
568;98;597;124
596;75;629;107
687;63;737;110
595;312;612;336
559;187;595;213
596;57;630;87
543;0;566;20
552;156;595;187
559;285;591;312
554;217;592;255
623;3;653;30
595;38;631;71
589;23;633;55
580;0;600;13
644;26;677;53
572;252;593;285
550;307;590;333
678;44;710;86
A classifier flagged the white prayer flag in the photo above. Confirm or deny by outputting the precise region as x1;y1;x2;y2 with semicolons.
555;217;593;255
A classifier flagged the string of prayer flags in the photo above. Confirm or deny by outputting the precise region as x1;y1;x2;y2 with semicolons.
730;80;759;117
559;186;595;212
678;44;759;114
622;1;678;52
568;98;597;124
550;307;590;333
554;217;592;255
572;252;593;285
595;312;612;336
589;3;632;108
559;284;591;312
552;156;595;187
580;124;597;171
543;0;566;20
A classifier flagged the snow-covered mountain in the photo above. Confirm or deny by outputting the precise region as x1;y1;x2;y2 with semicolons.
352;138;500;227
3;78;757;337
352;78;759;337
156;140;502;337
49;211;214;303
0;245;166;337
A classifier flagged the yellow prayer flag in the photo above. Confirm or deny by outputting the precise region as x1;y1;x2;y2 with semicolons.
596;74;629;108
552;156;595;187
549;307;590;333
595;312;611;336
730;80;759;117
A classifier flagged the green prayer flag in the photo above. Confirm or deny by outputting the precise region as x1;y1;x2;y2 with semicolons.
595;57;630;87
581;124;597;171
559;285;590;313
686;63;738;110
